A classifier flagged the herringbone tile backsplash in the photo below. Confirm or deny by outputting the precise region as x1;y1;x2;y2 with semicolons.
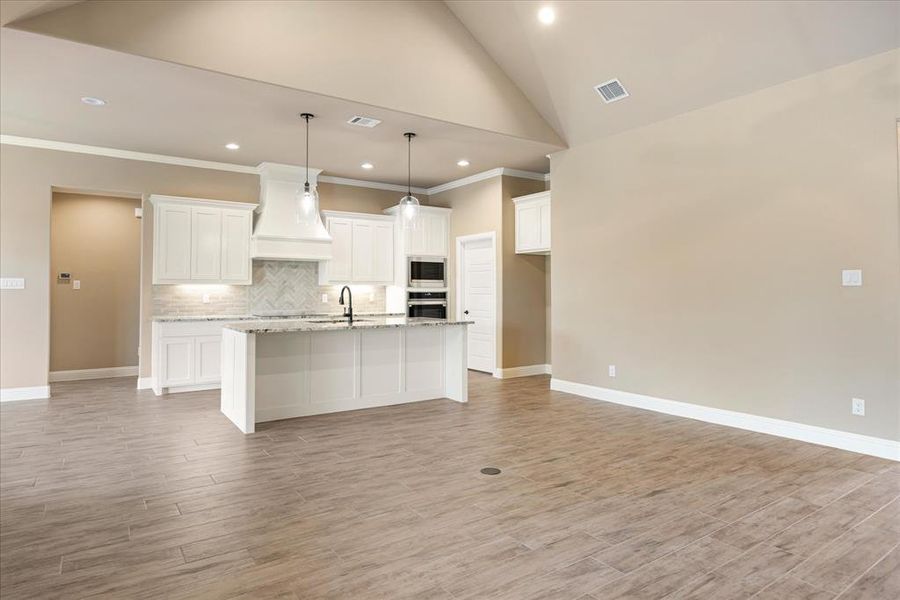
153;260;386;316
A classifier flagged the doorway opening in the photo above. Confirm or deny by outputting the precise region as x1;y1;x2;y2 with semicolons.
49;190;142;382
456;232;497;374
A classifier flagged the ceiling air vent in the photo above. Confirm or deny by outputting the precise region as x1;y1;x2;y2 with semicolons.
594;78;629;103
347;115;382;128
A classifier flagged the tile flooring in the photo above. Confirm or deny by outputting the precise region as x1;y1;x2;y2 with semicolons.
1;373;897;599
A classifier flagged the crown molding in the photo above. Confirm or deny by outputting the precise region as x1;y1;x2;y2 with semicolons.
425;167;549;196
0;134;259;174
0;135;548;196
318;175;428;195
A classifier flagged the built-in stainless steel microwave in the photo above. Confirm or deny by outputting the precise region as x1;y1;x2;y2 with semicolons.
408;256;446;288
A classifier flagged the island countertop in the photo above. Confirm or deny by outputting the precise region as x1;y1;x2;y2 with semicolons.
222;316;473;334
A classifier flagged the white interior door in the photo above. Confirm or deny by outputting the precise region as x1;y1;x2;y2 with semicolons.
459;235;495;373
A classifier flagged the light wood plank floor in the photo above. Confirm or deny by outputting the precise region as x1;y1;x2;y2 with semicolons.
1;373;897;599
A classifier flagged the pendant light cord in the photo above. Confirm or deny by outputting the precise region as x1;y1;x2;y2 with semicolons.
304;114;310;186
407;134;411;195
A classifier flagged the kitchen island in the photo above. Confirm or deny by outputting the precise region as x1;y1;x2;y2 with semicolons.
220;316;471;433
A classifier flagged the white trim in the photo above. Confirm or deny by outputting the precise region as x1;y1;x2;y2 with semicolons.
1;386;50;402
494;364;551;379
137;377;154;390
550;379;900;462
319;175;428;195
427;167;548;195
456;231;498;374
0;135;549;197
49;366;138;382
160;383;220;395
0;135;258;174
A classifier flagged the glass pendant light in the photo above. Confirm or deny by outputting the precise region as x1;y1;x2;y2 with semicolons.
398;132;420;226
296;112;319;225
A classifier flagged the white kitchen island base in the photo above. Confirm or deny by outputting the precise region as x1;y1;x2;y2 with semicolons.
220;321;468;433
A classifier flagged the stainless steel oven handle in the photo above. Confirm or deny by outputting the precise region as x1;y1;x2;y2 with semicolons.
407;300;448;306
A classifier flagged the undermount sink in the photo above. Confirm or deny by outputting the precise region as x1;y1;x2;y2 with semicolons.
304;317;371;324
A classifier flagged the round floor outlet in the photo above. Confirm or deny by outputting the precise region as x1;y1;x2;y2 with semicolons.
480;467;501;475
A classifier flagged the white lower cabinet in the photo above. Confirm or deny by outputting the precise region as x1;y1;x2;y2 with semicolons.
194;335;222;384
151;321;225;394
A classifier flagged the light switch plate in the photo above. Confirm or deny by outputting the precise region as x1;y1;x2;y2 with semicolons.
321;294;328;303
0;277;25;290
842;269;862;287
608;365;616;377
73;280;81;290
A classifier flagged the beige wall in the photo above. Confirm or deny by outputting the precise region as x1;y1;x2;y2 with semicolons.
0;144;258;389
0;143;417;388
50;192;142;371
432;175;550;370
501;176;547;368
317;182;409;214
551;50;900;441
431;177;504;368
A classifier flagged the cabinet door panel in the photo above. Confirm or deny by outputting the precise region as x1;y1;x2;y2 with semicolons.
373;222;394;283
162;339;194;387
516;204;542;252
426;213;448;257
220;209;251;283
327;218;353;282
195;335;222;384
351;221;375;281
539;201;551;250
156;205;192;281
191;207;222;280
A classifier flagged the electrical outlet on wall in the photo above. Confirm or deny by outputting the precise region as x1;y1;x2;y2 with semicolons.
202;293;210;304
73;280;81;290
321;293;328;303
608;365;616;377
851;398;865;416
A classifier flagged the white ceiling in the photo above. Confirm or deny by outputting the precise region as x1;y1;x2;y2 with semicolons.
0;29;558;187
2;0;896;186
447;0;900;146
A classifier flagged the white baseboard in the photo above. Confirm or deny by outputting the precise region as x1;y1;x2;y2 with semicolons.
494;364;552;379
161;383;220;395
49;366;138;382
136;377;154;390
0;385;50;402
550;378;900;462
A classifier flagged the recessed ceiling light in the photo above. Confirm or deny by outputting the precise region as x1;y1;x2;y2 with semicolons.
457;159;470;167
361;162;374;170
225;142;240;150
537;6;555;25
80;96;107;106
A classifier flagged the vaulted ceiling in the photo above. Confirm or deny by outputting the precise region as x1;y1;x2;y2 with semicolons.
2;0;897;186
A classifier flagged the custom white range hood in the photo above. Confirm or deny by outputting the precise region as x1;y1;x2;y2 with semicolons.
251;162;332;261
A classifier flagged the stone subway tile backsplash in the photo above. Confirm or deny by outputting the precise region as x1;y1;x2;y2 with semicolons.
153;260;387;317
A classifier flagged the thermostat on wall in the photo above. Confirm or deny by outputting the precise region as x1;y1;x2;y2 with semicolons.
57;272;71;282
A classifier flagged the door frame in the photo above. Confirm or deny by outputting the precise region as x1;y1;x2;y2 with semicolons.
455;231;499;374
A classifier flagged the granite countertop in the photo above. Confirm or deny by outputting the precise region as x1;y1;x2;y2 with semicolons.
222;315;474;333
153;312;404;322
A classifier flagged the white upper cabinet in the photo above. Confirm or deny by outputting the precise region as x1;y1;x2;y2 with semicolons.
220;209;252;283
319;212;394;285
514;191;551;255
191;206;222;280
155;203;192;281
384;205;451;258
152;196;257;284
